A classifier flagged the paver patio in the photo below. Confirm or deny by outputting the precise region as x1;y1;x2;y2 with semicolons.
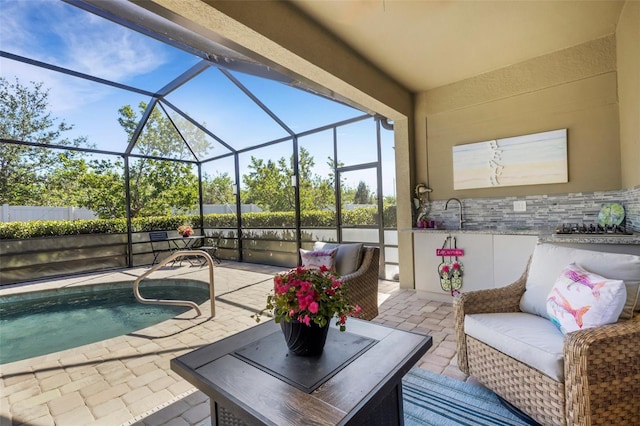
1;261;467;426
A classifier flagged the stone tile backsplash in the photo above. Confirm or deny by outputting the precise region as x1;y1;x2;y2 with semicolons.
428;186;639;232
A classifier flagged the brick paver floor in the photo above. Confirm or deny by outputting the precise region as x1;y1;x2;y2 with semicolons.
1;261;467;426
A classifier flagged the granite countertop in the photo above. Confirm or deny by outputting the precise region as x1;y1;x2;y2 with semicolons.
538;233;640;245
405;228;640;244
407;228;540;235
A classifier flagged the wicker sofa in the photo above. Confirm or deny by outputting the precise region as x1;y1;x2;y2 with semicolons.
454;243;640;426
311;243;380;321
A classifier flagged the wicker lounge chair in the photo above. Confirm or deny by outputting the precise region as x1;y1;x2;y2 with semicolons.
309;243;381;321
454;244;640;426
341;246;380;321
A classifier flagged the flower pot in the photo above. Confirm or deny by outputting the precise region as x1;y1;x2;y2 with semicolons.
280;319;330;356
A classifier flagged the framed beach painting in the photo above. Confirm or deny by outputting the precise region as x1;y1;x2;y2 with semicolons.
452;129;567;190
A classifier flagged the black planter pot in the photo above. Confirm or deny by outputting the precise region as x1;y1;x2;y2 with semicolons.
280;319;330;356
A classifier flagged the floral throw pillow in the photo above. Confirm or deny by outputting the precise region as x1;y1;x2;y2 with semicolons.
300;248;338;272
546;262;626;334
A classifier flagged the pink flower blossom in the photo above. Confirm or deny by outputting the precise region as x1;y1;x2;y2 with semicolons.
254;265;359;331
275;283;290;294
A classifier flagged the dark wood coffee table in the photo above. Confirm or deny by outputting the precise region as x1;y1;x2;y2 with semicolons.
171;319;432;425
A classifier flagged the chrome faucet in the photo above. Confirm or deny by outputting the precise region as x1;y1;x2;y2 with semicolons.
445;198;464;229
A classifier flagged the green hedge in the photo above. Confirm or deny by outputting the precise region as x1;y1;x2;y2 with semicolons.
0;219;127;239
0;206;397;239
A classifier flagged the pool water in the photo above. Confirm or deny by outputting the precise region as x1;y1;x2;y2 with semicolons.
0;284;210;364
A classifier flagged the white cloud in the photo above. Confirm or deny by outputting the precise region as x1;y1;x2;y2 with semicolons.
0;1;36;54
1;0;167;86
56;13;166;82
1;60;110;115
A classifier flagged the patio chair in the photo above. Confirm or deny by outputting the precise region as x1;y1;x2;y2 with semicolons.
199;234;222;264
149;231;173;265
341;246;380;321
311;243;380;321
454;243;640;425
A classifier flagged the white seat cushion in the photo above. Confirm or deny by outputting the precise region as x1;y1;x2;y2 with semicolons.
520;243;640;320
465;312;565;381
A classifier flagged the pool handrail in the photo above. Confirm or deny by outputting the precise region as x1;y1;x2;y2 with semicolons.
133;250;215;317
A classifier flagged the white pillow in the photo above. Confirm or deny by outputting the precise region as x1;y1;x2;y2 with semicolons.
546;263;626;334
520;244;640;320
300;248;337;271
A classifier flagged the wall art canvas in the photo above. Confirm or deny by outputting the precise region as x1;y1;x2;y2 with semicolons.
453;129;567;190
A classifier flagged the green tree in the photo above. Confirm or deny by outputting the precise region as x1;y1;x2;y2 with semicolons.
116;102;209;217
42;153;90;207
242;156;293;211
202;172;235;205
78;158;126;218
305;174;334;211
0;77;87;205
353;181;373;204
298;148;334;211
242;147;336;212
383;195;396;207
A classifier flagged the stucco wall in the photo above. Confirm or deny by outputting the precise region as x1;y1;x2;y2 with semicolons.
415;35;622;200
617;1;640;188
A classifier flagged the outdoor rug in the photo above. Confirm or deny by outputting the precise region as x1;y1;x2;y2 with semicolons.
402;368;540;426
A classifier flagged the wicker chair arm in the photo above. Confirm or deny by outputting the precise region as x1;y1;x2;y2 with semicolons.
454;277;526;316
563;317;640;425
341;247;380;321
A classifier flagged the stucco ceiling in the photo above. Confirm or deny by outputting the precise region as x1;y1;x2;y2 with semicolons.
290;0;625;92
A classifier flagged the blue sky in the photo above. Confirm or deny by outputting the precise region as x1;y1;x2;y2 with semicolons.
0;0;396;197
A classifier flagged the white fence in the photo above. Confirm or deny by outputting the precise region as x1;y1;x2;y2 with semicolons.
202;204;263;214
1;204;263;222
1;205;98;222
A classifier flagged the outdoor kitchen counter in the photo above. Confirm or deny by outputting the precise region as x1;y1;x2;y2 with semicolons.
406;228;640;244
410;228;640;300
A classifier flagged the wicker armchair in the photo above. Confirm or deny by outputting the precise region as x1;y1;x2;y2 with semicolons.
341;246;380;321
454;262;640;426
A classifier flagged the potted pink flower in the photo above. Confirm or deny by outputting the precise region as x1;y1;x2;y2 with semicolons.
177;225;193;237
253;265;361;355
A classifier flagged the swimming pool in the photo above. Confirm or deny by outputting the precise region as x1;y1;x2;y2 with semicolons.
0;280;210;364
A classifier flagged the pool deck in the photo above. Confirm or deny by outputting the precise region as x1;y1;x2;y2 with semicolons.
1;261;469;426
